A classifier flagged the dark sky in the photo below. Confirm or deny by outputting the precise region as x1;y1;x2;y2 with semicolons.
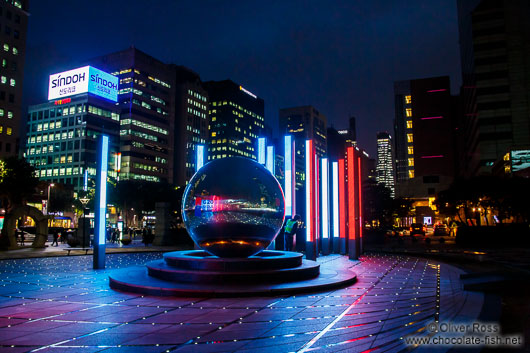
23;0;462;156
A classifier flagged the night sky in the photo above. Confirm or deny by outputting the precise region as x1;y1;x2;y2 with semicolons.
23;0;462;156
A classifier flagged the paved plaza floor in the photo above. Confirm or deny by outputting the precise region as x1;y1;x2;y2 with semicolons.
0;252;486;352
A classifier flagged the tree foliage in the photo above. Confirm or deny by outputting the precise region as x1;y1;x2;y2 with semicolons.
0;157;39;213
435;176;530;224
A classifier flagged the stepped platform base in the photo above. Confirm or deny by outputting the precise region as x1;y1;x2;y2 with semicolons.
109;250;357;297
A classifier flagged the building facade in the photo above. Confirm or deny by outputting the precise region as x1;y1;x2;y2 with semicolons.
394;76;457;198
89;47;176;183
25;94;120;191
172;65;208;184
393;80;414;184
279;106;327;190
457;0;530;175
0;0;28;158
205;80;264;161
376;132;395;197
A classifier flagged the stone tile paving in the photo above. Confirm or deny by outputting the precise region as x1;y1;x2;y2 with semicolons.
0;252;484;352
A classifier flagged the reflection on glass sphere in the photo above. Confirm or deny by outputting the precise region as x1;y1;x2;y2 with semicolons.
182;157;285;258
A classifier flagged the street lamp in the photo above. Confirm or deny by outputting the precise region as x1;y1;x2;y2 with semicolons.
79;196;90;248
46;183;55;215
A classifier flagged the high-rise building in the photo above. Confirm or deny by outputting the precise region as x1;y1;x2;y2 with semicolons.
376;132;395;197
172;66;208;185
205;80;264;161
89;48;176;183
279;106;327;189
393;80;414;184
394;76;458;198
457;0;530;176
0;0;28;158
25;66;120;191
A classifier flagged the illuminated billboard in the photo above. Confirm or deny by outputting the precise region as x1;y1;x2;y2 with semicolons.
511;150;530;172
48;66;118;102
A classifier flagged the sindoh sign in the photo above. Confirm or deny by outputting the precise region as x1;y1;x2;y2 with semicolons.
48;66;118;102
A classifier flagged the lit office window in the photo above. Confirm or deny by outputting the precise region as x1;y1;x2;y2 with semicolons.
408;158;414;166
9;79;15;87
405;108;412;117
3;44;8;51
407;133;413;143
405;95;412;104
408;170;415;178
406;120;413;129
1;76;6;84
12;47;18;55
6;127;12;135
408;146;414;155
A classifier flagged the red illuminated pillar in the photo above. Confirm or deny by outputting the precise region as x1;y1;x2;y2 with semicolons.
357;156;363;256
305;140;317;260
338;158;346;254
346;146;358;260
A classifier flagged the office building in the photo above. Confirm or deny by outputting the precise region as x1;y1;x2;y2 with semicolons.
172;65;208;184
25;68;120;191
89;47;176;183
376;132;395;197
0;0;28;158
394;76;457;198
457;0;530;175
279;106;327;189
205;80;264;161
393;80;414;184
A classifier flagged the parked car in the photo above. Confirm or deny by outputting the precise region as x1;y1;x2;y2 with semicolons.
410;223;426;236
434;224;449;236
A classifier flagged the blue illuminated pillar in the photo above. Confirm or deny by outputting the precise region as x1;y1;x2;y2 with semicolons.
266;145;275;174
321;158;330;255
93;135;109;269
83;169;88;192
258;137;266;165
331;161;340;253
284;135;295;218
195;144;205;172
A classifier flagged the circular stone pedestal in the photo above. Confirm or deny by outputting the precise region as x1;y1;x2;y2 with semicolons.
109;250;357;297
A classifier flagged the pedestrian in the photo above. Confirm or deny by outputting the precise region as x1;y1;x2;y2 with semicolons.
19;230;25;246
284;215;300;252
51;229;59;246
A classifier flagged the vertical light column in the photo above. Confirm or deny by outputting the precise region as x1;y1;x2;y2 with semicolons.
305;140;316;260
266;144;276;250
321;158;330;255
332;161;340;253
83;169;88;192
346;146;357;260
266;145;275;174
338;158;346;254
195;144;205;172
357;156;363;255
284;135;293;217
258;137;266;165
314;153;320;256
93;135;109;270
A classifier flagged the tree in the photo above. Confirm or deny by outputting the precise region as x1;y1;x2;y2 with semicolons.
362;180;393;227
0;157;39;213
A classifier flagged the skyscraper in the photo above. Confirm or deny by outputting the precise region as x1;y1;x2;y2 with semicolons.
205;80;264;161
393;76;457;198
0;0;28;158
279;106;327;189
172;66;209;185
457;0;530;176
89;48;176;183
376;132;395;197
393;80;414;184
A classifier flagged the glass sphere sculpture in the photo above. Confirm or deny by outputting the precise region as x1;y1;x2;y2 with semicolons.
182;157;285;258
